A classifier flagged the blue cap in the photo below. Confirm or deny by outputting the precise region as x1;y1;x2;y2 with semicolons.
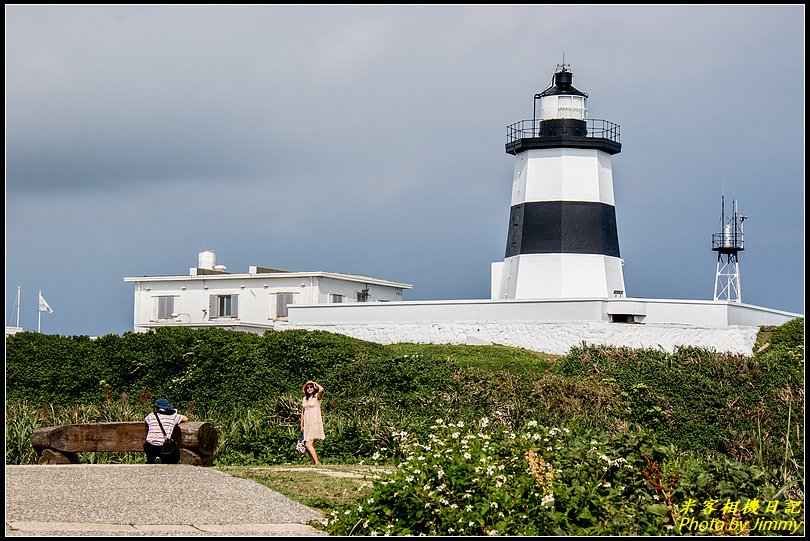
156;398;174;410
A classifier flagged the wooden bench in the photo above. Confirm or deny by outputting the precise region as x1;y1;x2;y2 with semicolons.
31;421;218;466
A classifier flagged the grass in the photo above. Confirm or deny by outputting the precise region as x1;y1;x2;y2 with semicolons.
219;463;393;514
384;343;557;376
753;325;777;353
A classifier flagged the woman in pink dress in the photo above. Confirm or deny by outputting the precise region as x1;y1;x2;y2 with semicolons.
300;380;325;464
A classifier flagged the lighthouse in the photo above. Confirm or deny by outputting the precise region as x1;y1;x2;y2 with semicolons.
491;65;626;300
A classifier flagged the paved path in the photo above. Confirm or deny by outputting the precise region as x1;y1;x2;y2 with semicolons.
5;465;327;536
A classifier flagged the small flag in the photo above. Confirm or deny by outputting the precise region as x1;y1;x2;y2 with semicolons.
39;292;54;314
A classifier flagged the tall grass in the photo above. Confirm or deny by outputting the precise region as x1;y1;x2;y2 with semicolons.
6;398;151;464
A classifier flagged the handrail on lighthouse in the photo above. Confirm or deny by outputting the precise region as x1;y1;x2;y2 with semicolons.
506;118;621;145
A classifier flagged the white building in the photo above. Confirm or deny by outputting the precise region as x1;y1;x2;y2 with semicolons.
123;251;411;334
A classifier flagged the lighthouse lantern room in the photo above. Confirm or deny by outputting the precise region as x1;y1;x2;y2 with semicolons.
492;65;626;300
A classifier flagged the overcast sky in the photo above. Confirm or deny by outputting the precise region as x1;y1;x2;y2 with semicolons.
6;5;805;337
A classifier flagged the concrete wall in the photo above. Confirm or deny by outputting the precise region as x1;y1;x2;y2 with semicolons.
285;297;801;355
280;319;762;355
288;297;800;326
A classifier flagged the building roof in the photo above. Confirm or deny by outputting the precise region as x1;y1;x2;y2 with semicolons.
124;268;412;289
537;68;588;98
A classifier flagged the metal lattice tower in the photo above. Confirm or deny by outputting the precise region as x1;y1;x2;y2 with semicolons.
711;195;746;303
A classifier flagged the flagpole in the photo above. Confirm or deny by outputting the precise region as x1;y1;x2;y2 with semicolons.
16;286;21;327
38;290;42;333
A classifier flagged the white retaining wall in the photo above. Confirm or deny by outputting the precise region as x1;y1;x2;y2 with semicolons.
283;298;801;355
279;320;762;355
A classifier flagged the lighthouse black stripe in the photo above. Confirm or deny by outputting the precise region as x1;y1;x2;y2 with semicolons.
505;201;620;258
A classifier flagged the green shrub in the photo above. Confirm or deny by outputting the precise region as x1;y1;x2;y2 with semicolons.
6;320;803;479
323;419;803;536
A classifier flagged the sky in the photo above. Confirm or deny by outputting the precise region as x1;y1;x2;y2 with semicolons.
6;5;805;337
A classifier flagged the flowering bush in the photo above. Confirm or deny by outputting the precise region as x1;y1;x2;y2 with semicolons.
322;419;801;536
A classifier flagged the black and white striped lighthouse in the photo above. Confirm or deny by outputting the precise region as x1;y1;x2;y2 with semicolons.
491;65;626;299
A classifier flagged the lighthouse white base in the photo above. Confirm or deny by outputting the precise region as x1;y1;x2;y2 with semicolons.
491;254;625;300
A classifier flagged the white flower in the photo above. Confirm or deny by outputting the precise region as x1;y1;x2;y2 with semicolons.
372;452;381;460
463;452;472;460
528;420;538;428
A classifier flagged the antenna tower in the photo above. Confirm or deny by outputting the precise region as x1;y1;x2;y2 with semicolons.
711;194;746;303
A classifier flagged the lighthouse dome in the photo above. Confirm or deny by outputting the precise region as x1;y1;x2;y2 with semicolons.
537;68;588;121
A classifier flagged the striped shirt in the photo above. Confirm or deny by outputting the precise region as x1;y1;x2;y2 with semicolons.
145;412;184;445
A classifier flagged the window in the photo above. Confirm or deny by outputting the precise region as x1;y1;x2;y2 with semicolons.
330;294;344;303
356;290;370;302
276;293;296;318
610;314;635;324
209;294;238;319
156;296;177;320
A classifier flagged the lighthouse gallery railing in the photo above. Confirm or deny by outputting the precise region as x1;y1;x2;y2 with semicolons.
506;118;621;145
